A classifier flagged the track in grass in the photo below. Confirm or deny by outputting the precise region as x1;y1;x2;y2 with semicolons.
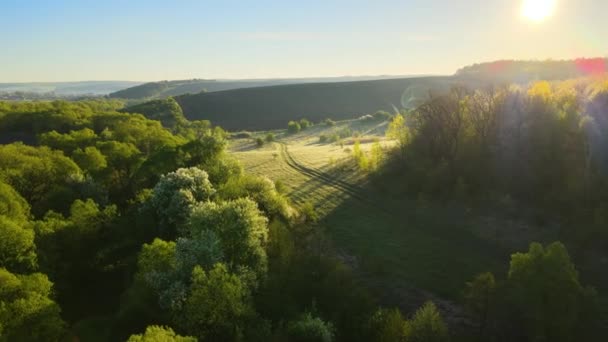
279;143;394;216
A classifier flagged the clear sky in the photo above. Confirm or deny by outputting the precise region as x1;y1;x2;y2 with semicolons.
1;0;606;82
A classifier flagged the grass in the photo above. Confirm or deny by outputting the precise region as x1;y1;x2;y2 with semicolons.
230;118;509;313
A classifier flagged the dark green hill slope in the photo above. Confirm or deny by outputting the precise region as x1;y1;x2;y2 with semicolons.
108;76;417;100
174;76;459;131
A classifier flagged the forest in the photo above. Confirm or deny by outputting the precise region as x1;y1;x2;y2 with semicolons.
1;75;608;342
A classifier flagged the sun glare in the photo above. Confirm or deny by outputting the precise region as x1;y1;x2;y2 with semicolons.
521;0;556;22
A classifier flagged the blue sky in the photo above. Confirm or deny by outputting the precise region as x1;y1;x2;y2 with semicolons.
1;0;606;82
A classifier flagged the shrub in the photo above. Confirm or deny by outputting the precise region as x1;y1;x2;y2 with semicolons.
323;118;336;126
287;312;334;342
300;119;312;129
366;308;408;342
319;134;328;143
405;302;449;342
265;133;275;143
256;137;265;147
288;121;301;134
127;325;196;342
338;128;352;139
300;201;319;223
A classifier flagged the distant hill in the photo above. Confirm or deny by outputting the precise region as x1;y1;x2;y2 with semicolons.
0;81;142;96
174;76;464;131
456;58;607;82
108;76;420;100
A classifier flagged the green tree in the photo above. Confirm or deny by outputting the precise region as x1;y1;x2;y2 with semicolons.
352;140;369;170
404;302;449;342
217;174;292;220
72;146;107;173
0;268;66;342
463;272;496;340
366;308;407;342
0;143;82;215
188;198;269;277
288;121;301;134
256;137;265;147
369;140;384;171
287;312;334;342
0;216;36;272
506;242;598;342
300;118;312;130
0;181;30;223
127;325;196;342
386;114;411;158
265;133;275;143
178;264;254;341
148;167;215;238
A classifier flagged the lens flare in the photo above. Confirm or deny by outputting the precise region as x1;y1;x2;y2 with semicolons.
521;0;556;22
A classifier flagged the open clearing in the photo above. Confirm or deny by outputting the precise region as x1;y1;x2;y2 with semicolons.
230;118;508;318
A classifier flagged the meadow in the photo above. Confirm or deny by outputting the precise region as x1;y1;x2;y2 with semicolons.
230;118;510;325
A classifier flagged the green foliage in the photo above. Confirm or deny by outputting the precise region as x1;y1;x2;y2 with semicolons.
32;199;118;320
72;146;108;173
0;181;30;223
265;132;275;143
323;118;336;126
287;312;334;342
404;302;449;342
352;140;369;171
127;325;196;342
366;308;407;342
319;134;328;143
288;121;302;134
463;272;496;340
386;114;411;157
39;128;98;153
188;198;269;276
217;174;293;221
384;80;608;246
300;201;319;224
0;216;36;272
369;140;384;171
0;143;82;215
256;137;265;147
148;167;215;238
505;242;598;341
0;268;66;342
300;118;312;130
123;98;187;132
137;239;177;277
178;264;254;341
463;242;603;341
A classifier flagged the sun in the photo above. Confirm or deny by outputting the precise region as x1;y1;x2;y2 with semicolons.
521;0;556;22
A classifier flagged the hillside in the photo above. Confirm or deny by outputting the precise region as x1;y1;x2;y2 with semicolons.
456;58;607;82
175;76;461;131
108;76;419;100
0;81;141;96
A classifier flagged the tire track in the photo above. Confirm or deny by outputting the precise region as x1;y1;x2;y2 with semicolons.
279;143;392;215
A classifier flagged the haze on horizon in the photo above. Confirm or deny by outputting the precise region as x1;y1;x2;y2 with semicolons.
1;0;606;83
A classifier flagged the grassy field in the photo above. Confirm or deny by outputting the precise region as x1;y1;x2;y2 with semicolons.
230;118;509;321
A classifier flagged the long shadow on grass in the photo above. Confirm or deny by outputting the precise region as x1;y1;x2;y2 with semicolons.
318;184;512;316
